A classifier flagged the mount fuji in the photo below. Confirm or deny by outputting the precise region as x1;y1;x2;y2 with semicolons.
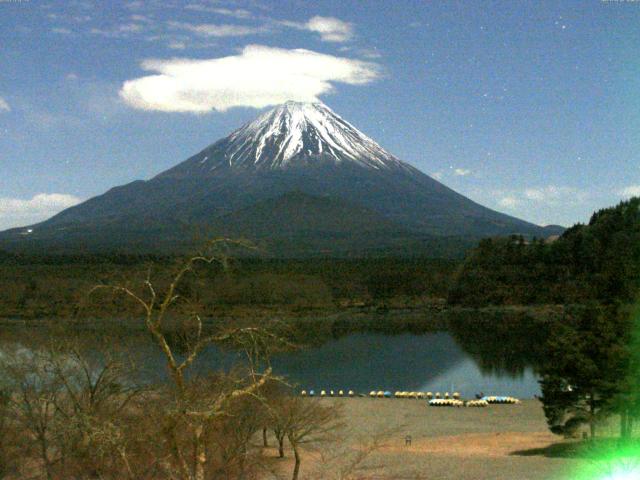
0;101;562;256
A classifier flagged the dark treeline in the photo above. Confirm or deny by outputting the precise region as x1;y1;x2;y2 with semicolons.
0;254;458;320
0;250;177;266
449;198;640;440
448;198;640;307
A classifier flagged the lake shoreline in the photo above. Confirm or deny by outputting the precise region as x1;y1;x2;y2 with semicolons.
0;303;568;327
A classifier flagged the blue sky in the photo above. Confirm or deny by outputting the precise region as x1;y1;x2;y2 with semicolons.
0;0;639;230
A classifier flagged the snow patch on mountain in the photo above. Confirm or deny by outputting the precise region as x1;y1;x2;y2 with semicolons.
228;101;408;170
172;101;415;174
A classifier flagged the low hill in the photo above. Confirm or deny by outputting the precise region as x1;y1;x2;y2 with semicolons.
448;197;640;306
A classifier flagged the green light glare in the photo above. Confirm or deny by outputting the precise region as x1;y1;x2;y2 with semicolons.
566;443;640;480
601;461;640;480
602;470;638;480
562;302;640;480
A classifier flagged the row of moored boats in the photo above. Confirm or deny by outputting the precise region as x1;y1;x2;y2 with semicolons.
299;390;520;406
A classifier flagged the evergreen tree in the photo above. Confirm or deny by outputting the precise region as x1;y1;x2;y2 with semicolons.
539;305;629;439
609;305;640;439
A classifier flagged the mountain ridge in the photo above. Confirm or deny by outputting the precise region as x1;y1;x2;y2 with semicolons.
0;101;563;256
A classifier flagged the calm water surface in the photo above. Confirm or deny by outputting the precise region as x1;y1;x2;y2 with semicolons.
174;331;541;398
2;321;543;399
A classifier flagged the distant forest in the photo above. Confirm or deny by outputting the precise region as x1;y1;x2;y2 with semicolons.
3;198;639;320
0;254;457;320
448;198;640;307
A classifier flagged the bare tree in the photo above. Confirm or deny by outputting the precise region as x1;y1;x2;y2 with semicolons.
205;390;266;479
0;386;18;478
0;239;292;479
49;342;148;479
286;398;343;480
89;239;286;480
312;426;400;480
266;394;343;480
2;348;62;480
0;339;151;480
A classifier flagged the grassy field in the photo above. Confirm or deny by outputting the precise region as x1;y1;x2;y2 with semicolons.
265;399;590;480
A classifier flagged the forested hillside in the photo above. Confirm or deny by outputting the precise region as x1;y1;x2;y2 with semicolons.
447;198;640;439
448;198;640;307
0;255;457;320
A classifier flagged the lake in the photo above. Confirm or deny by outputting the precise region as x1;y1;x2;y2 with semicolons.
0;313;549;399
259;332;540;398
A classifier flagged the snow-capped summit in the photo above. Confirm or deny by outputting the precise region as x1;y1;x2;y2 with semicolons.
159;101;413;177
224;100;405;170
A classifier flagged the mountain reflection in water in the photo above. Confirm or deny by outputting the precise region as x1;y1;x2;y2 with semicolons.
267;332;540;398
1;313;550;399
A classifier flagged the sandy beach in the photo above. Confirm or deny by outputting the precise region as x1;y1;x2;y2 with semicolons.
263;398;586;480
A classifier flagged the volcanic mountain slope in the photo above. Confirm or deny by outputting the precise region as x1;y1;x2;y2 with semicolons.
0;101;562;255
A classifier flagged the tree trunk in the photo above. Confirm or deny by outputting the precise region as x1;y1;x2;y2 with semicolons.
37;434;53;480
589;395;596;440
119;446;136;480
263;427;268;447
621;409;629;439
278;434;285;458
194;424;206;480
291;444;301;480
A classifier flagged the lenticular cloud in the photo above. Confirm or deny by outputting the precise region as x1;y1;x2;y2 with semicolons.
119;45;380;113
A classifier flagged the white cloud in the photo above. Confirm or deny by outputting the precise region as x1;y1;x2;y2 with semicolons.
169;15;353;42
431;167;471;180
0;194;82;229
167;41;187;50
619;185;640;198
90;23;145;37
118;23;145;33
52;27;73;34
120;45;380;113
0;97;10;112
466;185;588;226
130;14;152;23
125;1;144;10
523;185;584;204
282;16;354;42
304;16;353;42
146;33;218;51
523;188;545;201
168;21;266;37
498;196;520;208
490;185;585;214
213;8;253;19
359;48;382;59
184;4;254;19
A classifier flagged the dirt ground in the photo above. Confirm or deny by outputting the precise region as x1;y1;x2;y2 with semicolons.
263;398;587;480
